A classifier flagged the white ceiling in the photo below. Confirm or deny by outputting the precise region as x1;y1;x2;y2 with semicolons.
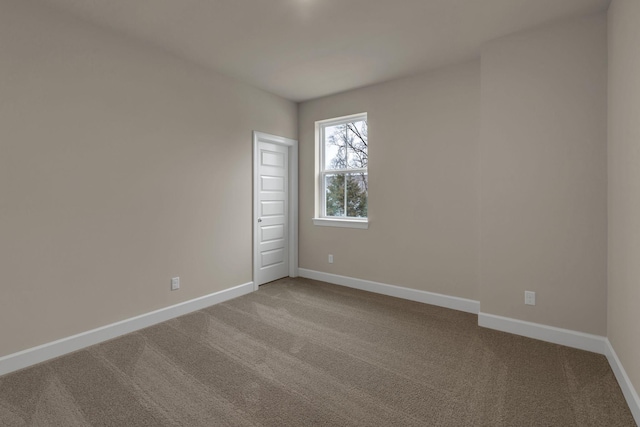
41;0;610;102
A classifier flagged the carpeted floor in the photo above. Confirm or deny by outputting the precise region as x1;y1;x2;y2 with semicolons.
0;277;635;426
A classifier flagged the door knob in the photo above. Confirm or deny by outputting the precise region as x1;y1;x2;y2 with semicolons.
258;218;262;222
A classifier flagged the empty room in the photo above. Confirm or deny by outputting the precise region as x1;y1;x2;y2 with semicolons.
1;0;639;425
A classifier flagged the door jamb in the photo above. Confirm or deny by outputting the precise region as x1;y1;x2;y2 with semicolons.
253;131;298;291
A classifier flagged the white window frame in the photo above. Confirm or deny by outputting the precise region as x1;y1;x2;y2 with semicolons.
313;112;369;229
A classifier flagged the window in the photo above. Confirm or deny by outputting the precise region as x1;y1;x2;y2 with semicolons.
314;113;368;229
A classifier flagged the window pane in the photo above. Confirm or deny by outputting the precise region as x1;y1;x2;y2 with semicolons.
325;174;345;216
324;124;347;170
346;120;368;169
318;114;368;220
346;173;368;218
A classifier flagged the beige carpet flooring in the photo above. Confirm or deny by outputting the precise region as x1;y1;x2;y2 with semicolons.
0;277;636;426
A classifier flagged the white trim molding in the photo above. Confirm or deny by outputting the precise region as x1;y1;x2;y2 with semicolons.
298;268;479;314
605;339;640;425
253;131;299;291
0;282;254;377
478;314;640;421
314;113;369;226
312;217;369;229
478;312;607;354
295;270;638;421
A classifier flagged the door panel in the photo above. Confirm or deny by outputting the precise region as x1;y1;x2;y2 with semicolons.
261;225;284;242
261;248;285;268
261;175;284;192
260;200;284;216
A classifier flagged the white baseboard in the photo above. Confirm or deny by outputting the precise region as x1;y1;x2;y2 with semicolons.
298;270;638;420
478;312;607;354
7;275;635;424
478;313;639;422
298;268;480;314
0;282;254;377
605;339;640;425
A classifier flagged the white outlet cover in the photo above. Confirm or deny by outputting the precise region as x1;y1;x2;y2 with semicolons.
171;277;180;291
524;291;536;306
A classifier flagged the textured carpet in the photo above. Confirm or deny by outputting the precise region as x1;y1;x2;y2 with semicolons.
0;277;635;426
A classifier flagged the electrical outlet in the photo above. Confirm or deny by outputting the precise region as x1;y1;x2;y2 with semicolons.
525;291;536;306
328;254;334;264
171;277;180;291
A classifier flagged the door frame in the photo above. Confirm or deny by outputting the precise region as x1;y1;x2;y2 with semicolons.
253;131;298;290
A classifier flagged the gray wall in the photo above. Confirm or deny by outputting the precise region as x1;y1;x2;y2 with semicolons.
2;0;624;387
0;0;297;357
608;0;640;402
299;13;608;337
479;13;608;335
299;61;481;300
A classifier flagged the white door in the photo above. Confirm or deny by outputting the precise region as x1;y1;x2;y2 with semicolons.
254;136;291;286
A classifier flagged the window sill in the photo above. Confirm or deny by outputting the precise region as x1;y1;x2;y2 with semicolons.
312;217;369;229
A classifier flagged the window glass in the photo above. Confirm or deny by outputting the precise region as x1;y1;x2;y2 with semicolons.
317;114;368;220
